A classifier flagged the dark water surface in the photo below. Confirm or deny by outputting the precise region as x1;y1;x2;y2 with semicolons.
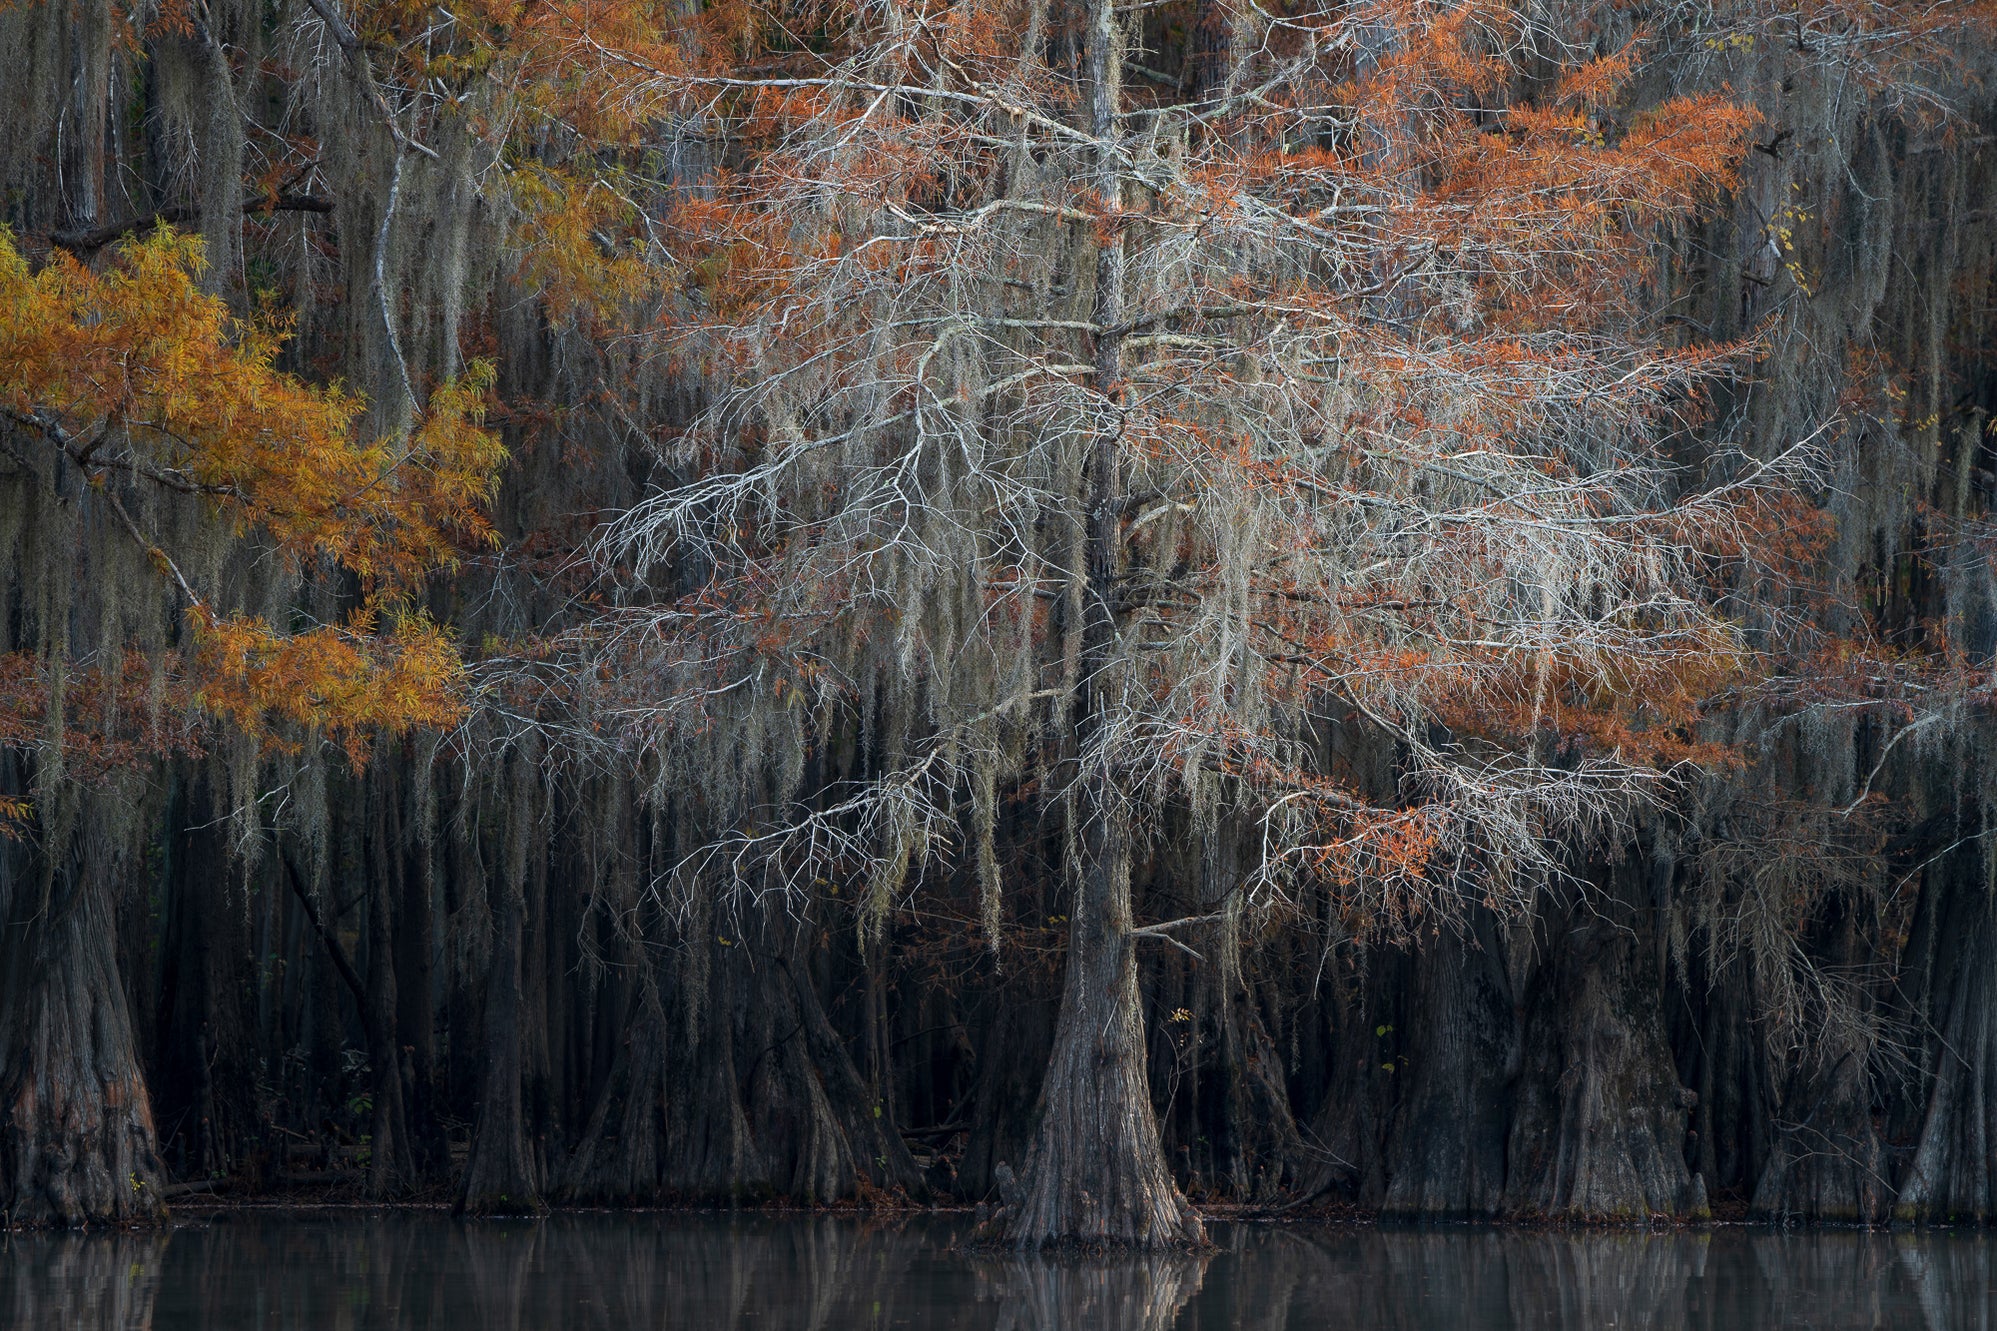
6;1211;1997;1329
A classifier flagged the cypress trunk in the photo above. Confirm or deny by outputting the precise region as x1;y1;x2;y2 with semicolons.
149;777;256;1188
363;834;417;1196
1502;863;1705;1220
1299;949;1409;1206
1894;867;1997;1222
1752;1046;1886;1222
1209;971;1311;1203
1681;950;1773;1203
1001;0;1202;1246
563;898;928;1204
779;942;930;1201
0;855;165;1226
1751;895;1887;1222
457;873;544;1215
1003;806;1206;1247
394;784;445;1182
1381;908;1519;1217
957;976;1054;1201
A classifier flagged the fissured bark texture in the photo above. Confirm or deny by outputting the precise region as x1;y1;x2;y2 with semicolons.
1002;812;1205;1249
1381;907;1519;1218
1502;864;1706;1220
457;874;545;1217
1751;895;1887;1222
1;863;165;1226
1895;867;1997;1223
562;899;927;1205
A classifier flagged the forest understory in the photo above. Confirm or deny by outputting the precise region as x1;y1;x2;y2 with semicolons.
3;0;1997;1245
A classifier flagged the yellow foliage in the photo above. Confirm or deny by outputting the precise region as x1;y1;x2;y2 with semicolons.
509;169;663;326
191;609;469;765
0;227;507;761
0;227;505;594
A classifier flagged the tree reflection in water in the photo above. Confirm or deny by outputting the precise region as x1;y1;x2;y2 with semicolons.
6;1216;1997;1329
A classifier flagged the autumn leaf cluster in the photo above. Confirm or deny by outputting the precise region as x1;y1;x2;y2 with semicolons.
0;227;505;766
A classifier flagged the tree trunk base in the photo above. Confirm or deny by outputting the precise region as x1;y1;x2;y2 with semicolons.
1894;881;1997;1223
1502;870;1705;1221
1;874;166;1227
562;908;927;1206
1381;912;1517;1218
455;865;543;1218
999;835;1205;1249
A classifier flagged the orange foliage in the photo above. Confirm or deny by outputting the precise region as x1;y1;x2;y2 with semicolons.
163;0;1984;920
0;651;205;777
536;0;1796;922
0;228;505;593
191;609;468;764
0;227;505;771
509;170;664;326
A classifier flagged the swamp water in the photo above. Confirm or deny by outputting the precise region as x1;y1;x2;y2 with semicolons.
5;1212;1995;1329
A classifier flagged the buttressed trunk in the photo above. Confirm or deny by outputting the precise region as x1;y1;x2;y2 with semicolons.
1751;893;1887;1223
457;870;545;1216
1502;861;1706;1220
562;895;928;1205
1004;803;1206;1247
1895;861;1997;1223
1381;905;1518;1217
1000;0;1202;1249
0;851;165;1226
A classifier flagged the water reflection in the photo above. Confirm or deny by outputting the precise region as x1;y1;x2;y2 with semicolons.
7;1214;1997;1330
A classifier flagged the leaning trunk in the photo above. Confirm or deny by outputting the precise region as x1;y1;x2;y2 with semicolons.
779;939;930;1201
